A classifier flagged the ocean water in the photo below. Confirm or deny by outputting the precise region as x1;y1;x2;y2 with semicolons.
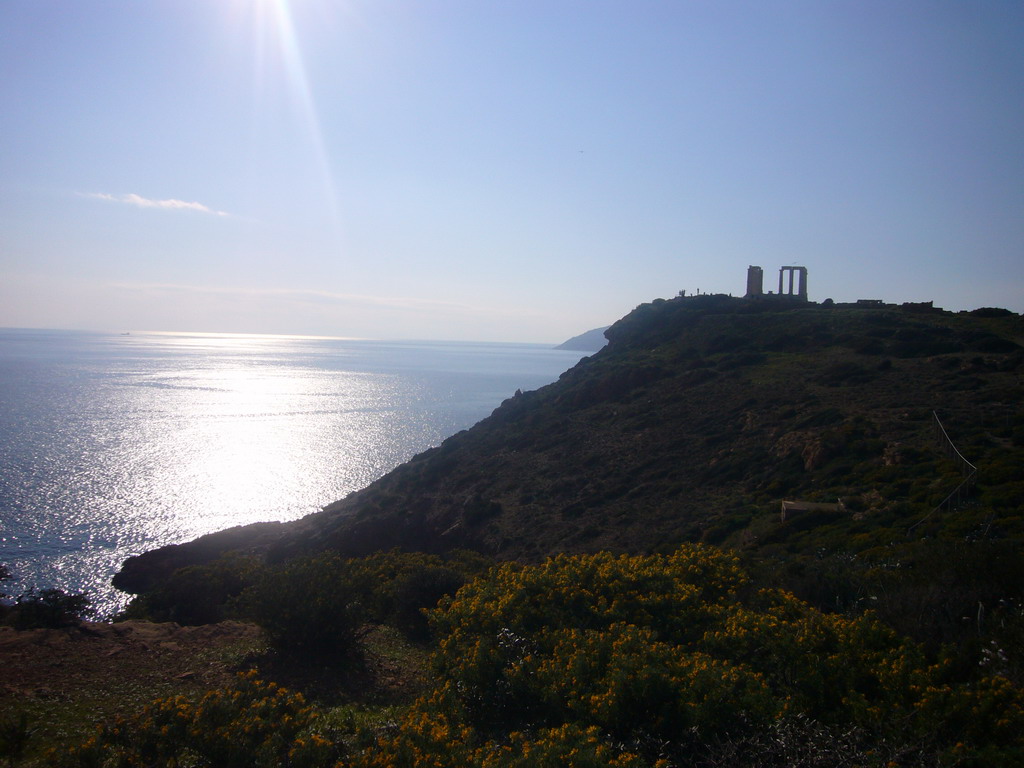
0;329;585;615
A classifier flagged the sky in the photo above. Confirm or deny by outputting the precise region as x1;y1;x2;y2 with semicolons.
1;1;1022;343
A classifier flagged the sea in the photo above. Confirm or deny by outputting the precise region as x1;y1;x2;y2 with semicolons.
0;329;586;616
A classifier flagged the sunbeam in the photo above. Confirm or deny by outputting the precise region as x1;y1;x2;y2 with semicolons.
245;0;343;233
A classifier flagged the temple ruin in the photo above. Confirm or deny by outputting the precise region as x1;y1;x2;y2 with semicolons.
745;265;808;301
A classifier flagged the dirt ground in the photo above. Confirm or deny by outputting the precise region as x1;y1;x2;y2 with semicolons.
0;620;263;762
0;620;262;700
0;619;427;762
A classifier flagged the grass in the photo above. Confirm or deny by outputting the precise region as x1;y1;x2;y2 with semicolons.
0;622;264;765
1;620;435;766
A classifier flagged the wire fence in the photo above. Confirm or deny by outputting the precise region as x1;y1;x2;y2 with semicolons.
907;411;978;535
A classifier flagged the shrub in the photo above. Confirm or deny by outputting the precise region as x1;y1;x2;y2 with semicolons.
61;671;338;768
242;553;364;659
360;703;651;768
381;565;466;641
58;545;1024;768
128;548;490;644
392;545;1024;766
123;553;263;625
5;588;93;629
343;549;488;642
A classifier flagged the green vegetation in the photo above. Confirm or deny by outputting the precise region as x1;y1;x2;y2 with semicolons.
0;564;94;630
7;590;94;631
60;671;337;768
55;546;1024;766
121;549;490;653
119;553;261;625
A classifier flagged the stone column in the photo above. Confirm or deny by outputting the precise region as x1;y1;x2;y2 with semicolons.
746;265;764;297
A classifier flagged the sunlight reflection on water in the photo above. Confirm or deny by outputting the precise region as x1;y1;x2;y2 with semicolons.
0;330;585;615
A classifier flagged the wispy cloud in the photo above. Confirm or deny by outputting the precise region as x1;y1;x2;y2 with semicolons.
86;192;230;217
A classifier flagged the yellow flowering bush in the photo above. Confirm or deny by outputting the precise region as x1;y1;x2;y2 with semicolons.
913;673;1024;751
60;544;1024;767
472;723;650;768
530;624;776;738
430;547;756;728
403;544;1024;766
60;671;339;768
357;696;651;768
356;698;476;768
701;589;933;724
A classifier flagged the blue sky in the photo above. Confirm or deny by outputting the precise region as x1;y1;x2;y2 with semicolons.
2;1;1022;342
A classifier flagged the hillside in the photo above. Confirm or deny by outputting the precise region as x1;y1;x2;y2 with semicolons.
115;295;1024;601
554;325;610;352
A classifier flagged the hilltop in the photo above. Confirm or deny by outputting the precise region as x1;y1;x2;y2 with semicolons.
116;294;1024;612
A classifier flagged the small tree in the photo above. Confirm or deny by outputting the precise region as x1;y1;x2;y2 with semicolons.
242;553;364;659
7;588;93;630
